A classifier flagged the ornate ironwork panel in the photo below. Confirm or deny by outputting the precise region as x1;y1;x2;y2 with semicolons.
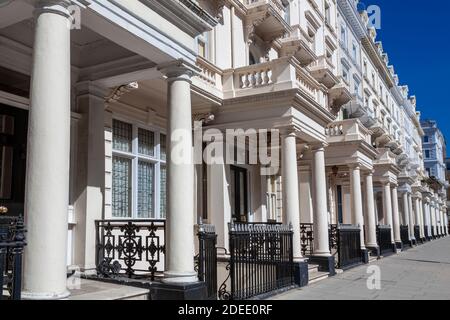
0;216;26;300
220;222;294;300
95;219;165;281
300;223;314;256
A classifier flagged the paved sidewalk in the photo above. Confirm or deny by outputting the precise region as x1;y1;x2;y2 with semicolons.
271;237;450;300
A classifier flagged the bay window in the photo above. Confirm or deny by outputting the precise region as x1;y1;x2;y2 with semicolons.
112;119;166;219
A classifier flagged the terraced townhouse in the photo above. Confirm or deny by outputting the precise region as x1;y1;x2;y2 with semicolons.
0;0;448;300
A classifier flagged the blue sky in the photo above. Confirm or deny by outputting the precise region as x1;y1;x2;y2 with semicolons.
359;0;449;148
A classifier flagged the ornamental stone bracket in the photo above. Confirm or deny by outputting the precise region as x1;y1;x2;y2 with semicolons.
105;82;139;109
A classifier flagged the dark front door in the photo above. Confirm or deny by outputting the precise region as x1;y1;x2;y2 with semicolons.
0;104;28;216
230;165;248;223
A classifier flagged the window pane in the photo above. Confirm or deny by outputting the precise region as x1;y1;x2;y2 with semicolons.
138;128;155;156
112;156;132;217
138;161;154;218
160;165;167;218
113;120;132;152
160;134;166;161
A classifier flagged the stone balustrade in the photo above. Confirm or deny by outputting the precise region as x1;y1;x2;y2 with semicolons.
326;119;372;145
223;57;326;108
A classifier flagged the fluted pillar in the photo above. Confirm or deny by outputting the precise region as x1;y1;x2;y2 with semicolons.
364;172;378;250
391;186;401;248
22;0;72;300
281;132;302;260
349;164;365;250
382;182;395;245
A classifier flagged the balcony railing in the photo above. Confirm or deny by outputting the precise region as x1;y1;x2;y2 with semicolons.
244;0;285;15
223;57;326;108
195;56;223;91
326;119;372;145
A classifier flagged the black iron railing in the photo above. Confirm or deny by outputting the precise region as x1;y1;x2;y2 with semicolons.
95;219;165;281
424;226;429;240
219;222;294;300
414;226;421;243
376;225;392;255
400;225;410;247
431;227;435;238
336;225;362;269
197;223;217;300
300;223;314;256
0;216;26;300
329;224;338;257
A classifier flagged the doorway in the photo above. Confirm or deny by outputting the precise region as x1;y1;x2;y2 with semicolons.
230;165;248;223
0;104;28;216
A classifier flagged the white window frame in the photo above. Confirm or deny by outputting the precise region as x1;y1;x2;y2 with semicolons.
111;117;167;220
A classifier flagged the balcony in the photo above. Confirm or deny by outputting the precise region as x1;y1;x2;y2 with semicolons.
244;0;290;43
193;56;223;96
280;25;317;66
328;77;352;112
346;94;366;118
326;119;372;145
370;118;388;139
309;55;339;89
222;56;325;108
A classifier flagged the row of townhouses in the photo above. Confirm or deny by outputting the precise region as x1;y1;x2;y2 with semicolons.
0;0;448;300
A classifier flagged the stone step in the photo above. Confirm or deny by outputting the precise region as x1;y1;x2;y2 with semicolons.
67;279;149;300
308;269;329;284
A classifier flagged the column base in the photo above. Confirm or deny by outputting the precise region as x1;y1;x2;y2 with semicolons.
293;260;309;287
395;242;403;251
391;243;397;253
22;290;71;300
309;255;336;276
361;249;369;264
367;246;380;259
149;281;207;300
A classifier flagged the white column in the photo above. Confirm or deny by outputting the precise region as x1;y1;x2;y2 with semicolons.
349;165;365;249
382;182;394;244
281;132;302;260
425;200;432;238
364;172;378;248
391;186;401;244
430;202;437;237
22;1;72;299
418;199;425;239
440;206;445;236
159;61;197;283
408;193;415;241
312;144;331;256
402;192;410;229
414;196;421;239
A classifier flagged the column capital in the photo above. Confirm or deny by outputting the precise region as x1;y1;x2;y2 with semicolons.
158;59;200;83
347;163;361;170
34;0;73;18
310;142;328;152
